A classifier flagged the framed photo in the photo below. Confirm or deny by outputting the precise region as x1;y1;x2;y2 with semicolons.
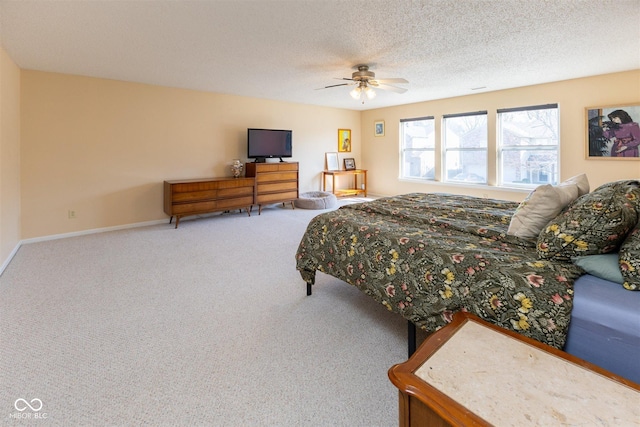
325;152;339;171
338;129;351;152
344;158;356;170
586;103;640;159
374;120;385;137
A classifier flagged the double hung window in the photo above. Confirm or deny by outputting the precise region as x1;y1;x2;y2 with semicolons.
400;117;435;180
443;111;488;184
498;104;559;187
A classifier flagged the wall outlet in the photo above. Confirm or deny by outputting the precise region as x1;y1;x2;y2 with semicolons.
68;210;77;219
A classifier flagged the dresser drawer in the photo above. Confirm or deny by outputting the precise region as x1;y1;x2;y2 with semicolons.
258;181;298;193
172;189;217;203
256;190;298;204
256;172;297;183
216;196;254;209
172;181;219;192
171;201;217;215
218;186;254;198
274;163;298;171
217;178;254;189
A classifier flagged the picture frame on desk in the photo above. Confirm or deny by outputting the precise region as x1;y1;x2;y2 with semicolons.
344;158;356;170
325;152;339;171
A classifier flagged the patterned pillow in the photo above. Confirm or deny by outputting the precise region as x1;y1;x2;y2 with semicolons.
619;225;640;291
537;180;640;260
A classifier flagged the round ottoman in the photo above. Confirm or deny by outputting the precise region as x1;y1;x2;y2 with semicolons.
294;191;338;209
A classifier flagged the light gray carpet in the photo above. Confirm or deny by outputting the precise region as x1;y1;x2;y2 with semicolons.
0;201;409;426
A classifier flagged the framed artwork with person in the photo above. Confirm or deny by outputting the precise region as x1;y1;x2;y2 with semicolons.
586;104;640;159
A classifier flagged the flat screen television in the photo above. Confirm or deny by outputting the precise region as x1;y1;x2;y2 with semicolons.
247;128;292;162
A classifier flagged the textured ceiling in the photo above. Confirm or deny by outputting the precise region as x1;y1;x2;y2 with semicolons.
1;0;639;111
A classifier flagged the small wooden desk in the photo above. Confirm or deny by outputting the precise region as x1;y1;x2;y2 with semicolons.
388;312;640;427
322;169;367;197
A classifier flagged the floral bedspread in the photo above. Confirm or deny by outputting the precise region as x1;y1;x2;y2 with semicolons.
296;193;585;349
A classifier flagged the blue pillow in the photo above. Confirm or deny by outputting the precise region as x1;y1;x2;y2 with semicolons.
573;253;623;284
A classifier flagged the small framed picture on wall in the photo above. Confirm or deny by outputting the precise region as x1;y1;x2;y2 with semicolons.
338;129;351;152
374;120;385;137
586;103;640;159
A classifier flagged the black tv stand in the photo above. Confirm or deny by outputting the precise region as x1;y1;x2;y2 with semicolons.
253;158;266;163
279;157;285;162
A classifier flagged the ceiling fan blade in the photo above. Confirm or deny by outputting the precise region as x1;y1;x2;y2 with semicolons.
375;78;409;84
334;77;355;81
376;83;408;94
315;83;351;90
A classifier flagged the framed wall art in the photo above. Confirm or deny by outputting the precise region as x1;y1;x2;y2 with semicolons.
325;152;339;171
586;103;640;159
344;158;356;170
338;129;351;152
374;120;385;137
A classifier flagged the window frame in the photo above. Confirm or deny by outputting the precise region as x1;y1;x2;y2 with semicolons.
442;110;488;185
399;116;436;181
497;104;559;188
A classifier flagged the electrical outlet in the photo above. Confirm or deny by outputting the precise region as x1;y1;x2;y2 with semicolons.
68;210;77;219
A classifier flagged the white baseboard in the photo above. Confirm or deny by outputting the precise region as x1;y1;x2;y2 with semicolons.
0;218;167;276
0;241;22;277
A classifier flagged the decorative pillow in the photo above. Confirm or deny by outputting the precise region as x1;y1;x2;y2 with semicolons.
507;182;579;238
537;180;640;260
572;253;623;284
561;173;590;196
619;225;640;291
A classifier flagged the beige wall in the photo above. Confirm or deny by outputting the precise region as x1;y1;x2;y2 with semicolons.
361;70;640;201
0;46;21;268
21;71;360;239
15;68;640;242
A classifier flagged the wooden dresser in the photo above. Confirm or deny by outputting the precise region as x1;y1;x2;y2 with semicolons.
388;312;640;426
245;162;299;214
163;177;255;228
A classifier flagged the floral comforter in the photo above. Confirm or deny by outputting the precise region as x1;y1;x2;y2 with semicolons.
296;193;585;348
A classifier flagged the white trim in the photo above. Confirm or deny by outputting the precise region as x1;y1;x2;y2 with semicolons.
0;219;167;276
20;219;168;245
0;241;22;277
397;178;531;195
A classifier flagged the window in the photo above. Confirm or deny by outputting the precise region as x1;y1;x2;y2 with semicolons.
498;104;559;187
443;111;488;184
400;117;435;180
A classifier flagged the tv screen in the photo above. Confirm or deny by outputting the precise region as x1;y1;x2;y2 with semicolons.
247;128;292;160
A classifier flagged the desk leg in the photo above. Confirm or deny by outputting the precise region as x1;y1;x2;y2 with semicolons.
363;171;367;197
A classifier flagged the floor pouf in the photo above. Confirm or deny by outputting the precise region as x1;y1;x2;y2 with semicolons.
294;191;338;209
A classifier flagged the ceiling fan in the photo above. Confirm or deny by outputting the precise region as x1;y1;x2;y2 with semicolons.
317;65;408;101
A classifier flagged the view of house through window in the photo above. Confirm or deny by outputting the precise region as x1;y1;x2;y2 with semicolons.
400;117;435;180
443;111;488;184
498;104;559;187
399;105;559;188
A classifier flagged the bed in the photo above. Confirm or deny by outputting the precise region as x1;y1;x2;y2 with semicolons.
296;180;640;383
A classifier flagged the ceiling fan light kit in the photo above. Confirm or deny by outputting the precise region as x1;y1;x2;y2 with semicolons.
321;64;407;103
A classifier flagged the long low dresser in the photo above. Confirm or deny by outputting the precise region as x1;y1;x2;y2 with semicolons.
163;177;255;228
